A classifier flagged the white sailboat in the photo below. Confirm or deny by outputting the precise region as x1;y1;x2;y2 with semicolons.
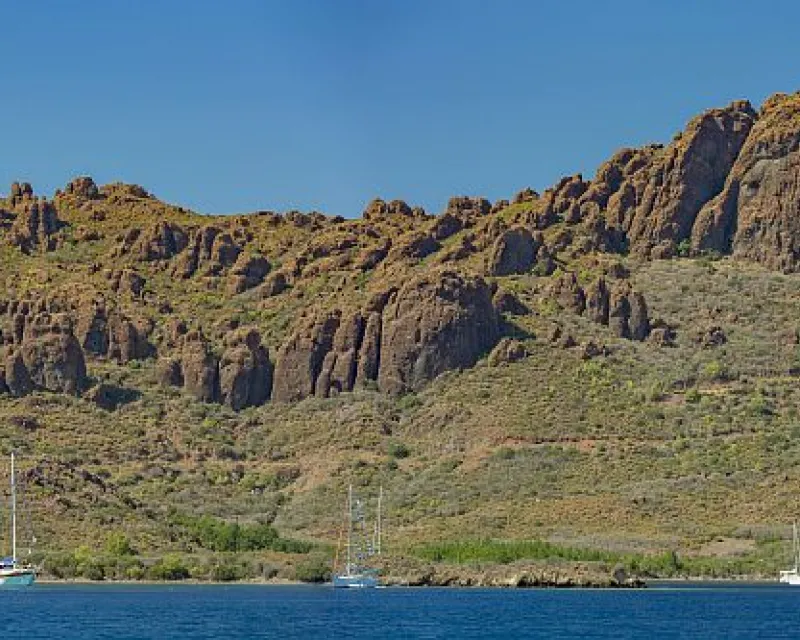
332;485;382;588
779;522;800;585
0;453;35;587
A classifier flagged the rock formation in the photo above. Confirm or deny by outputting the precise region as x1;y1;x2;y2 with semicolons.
486;227;539;276
6;313;87;396
218;328;273;409
378;271;499;394
692;93;800;270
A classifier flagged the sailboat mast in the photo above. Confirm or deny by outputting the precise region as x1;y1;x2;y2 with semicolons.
346;484;353;573
794;521;799;572
376;486;383;555
11;452;16;565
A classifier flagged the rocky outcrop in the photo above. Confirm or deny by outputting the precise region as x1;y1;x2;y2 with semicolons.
63;176;100;199
173;225;241;278
430;213;464;241
257;271;289;298
271;272;499;401
75;297;152;363
378;271;499;394
7;197;62;253
106;268;146;298
692;92;800;270
120;221;189;262
548;273;586;314
174;330;219;403
493;287;528;316
608;284;650;340
272;311;341;403
486;227;540;276
354;312;382;387
218;328;273;410
584;277;610;325
6;313;87;396
386;232;441;262
228;252;271;294
446;196;491;220
542;275;651;341
363;198;425;221
508;100;756;259
622;101;756;257
315;311;365;398
487;338;528;366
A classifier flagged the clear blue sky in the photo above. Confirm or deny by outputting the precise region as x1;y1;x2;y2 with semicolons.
1;0;798;217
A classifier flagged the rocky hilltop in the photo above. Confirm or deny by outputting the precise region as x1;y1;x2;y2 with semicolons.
3;92;800;577
4;93;800;411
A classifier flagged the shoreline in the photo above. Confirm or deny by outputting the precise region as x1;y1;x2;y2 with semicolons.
33;575;782;587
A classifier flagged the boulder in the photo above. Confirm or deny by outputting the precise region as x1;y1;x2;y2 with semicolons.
648;323;677;347
257;271;289;298
695;325;727;348
487;338;528;366
581;341;609;360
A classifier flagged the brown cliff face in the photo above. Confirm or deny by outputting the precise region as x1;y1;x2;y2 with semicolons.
622;101;756;257
692;92;800;270
518;101;756;259
218;328;273;410
378;271;499;394
7;313;87;396
272;311;341;403
486;227;540;276
176;330;220;403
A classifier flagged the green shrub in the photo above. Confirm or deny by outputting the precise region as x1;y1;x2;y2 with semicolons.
294;553;331;583
149;554;190;580
388;442;410;459
105;531;135;557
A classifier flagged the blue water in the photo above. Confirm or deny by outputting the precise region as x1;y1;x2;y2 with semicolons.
3;583;800;639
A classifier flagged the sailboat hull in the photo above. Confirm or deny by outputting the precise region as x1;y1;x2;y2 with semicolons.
332;573;378;588
0;570;35;587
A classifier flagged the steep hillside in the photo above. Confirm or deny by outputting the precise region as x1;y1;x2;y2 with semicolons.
3;92;800;581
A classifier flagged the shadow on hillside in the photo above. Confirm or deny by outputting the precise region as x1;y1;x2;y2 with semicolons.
499;319;534;341
84;381;143;411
